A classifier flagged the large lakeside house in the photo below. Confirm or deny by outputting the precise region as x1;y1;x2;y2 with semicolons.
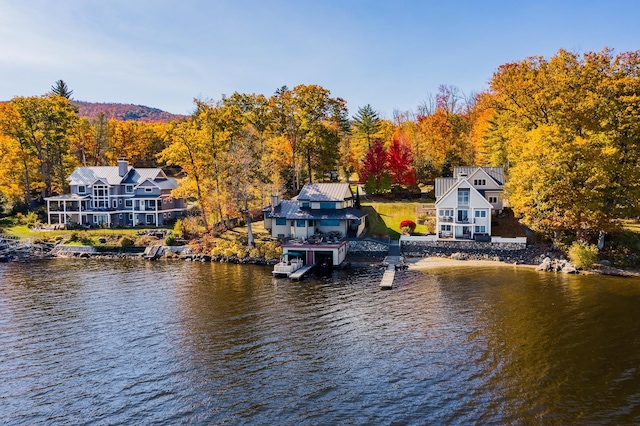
434;166;504;241
45;158;186;228
263;183;367;266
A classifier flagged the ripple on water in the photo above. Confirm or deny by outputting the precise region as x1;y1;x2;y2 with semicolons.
2;260;640;424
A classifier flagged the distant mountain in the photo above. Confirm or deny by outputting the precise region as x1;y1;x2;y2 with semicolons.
75;101;188;123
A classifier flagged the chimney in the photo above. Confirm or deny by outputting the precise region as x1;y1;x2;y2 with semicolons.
118;158;128;177
271;194;280;210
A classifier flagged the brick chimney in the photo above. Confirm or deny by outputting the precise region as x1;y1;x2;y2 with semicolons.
118;158;128;177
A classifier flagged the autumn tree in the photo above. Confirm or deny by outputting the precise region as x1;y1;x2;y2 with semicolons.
360;139;390;194
387;134;416;187
489;48;640;242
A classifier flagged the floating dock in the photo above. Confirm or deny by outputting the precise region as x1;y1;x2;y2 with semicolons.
289;263;317;280
380;255;404;290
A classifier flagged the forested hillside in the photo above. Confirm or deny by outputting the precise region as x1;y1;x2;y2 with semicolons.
75;101;188;123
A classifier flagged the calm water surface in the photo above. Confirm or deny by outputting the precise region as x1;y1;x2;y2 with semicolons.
1;259;640;425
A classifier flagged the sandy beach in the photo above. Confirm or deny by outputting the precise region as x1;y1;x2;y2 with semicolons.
406;256;537;271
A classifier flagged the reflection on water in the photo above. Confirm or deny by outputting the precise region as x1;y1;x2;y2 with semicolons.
1;260;640;424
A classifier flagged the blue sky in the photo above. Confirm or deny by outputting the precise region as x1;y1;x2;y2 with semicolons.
1;0;638;118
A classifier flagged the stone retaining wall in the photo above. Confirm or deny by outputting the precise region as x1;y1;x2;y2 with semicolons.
402;240;527;254
347;239;389;258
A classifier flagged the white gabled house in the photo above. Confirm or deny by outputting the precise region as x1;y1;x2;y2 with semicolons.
434;166;504;240
263;182;367;266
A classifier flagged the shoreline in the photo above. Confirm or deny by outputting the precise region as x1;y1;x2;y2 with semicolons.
405;256;537;271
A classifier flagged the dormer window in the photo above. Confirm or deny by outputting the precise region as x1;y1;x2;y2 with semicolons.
78;185;86;194
125;185;134;193
145;188;153;193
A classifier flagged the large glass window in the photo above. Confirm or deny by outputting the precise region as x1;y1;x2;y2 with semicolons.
319;202;335;209
275;218;287;225
320;219;340;226
457;209;469;222
296;220;306;227
457;189;470;205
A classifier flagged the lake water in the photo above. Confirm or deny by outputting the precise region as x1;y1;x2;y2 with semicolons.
1;259;640;425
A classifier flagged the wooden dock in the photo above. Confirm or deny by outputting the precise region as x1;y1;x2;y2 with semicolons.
289;263;317;280
380;255;404;290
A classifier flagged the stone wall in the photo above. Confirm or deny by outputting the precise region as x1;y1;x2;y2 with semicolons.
347;239;389;258
402;240;526;253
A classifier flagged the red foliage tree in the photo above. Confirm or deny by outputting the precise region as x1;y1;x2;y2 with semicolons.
359;139;388;184
388;135;416;186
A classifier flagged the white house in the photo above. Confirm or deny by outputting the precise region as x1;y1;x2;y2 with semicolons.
45;158;186;228
434;167;504;240
263;183;367;266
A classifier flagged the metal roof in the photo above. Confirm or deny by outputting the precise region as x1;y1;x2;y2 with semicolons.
268;201;366;220
435;178;457;199
454;166;504;185
296;183;352;202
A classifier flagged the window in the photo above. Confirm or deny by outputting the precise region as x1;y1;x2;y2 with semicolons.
119;199;122;205
145;188;153;193
457;210;469;222
319;202;335;209
125;185;134;193
489;196;498;204
112;200;117;208
296;220;306;227
320;219;340;226
125;199;133;208
119;214;123;219
275;218;287;226
301;202;310;208
441;224;452;231
146;214;154;224
78;185;86;194
458;189;470;205
148;200;156;208
473;179;486;186
475;225;486;233
439;209;453;217
474;210;487;218
128;213;133;221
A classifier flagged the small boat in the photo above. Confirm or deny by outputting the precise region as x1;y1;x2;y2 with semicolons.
272;253;305;277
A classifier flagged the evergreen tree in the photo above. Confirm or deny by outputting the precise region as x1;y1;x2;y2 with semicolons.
352;104;381;149
50;80;73;99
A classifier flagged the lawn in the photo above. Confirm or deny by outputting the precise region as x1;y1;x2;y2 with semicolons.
362;201;432;239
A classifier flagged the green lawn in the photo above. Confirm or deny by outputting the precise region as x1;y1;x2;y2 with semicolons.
362;201;432;239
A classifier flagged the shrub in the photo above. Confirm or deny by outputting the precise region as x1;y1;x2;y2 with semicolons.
173;219;184;238
568;241;598;269
165;234;177;246
119;236;134;247
400;219;416;234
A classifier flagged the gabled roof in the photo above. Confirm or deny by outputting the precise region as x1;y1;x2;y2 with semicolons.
68;166;130;186
297;183;352;202
454;166;504;185
68;166;176;189
435;178;493;209
435;166;505;199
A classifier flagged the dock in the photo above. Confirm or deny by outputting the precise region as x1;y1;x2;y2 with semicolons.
380;240;403;289
289;263;317;280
